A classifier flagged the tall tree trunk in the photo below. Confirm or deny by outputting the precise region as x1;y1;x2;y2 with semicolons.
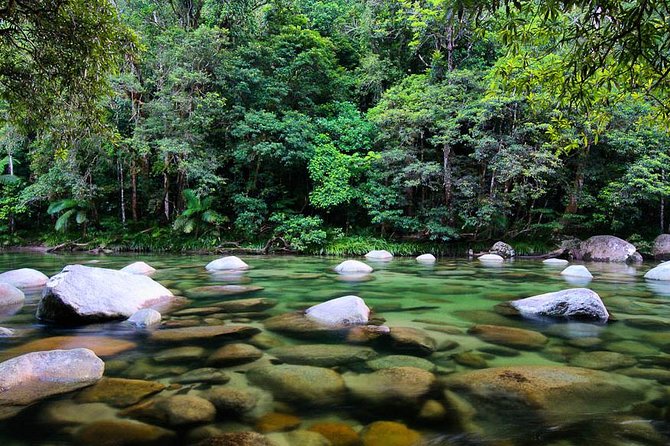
662;168;666;233
131;161;138;221
118;159;126;225
8;151;14;233
443;145;453;221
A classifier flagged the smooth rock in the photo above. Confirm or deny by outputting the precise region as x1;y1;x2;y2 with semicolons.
453;351;488;368
543;258;569;266
170;368;230;385
207;343;263;366
120;261;156;275
0;327;15;337
508;288;609;321
75;419;176;446
185;285;263;298
216;297;277;312
644;262;670;281
443;365;657;427
154;346;206;363
128;395;216;426
266;430;331;446
478;254;504;262
205;386;258;414
38;400;118;426
0;349;103;408
365;250;393;260
37;265;175;323
127;308;162;328
388;326;436;356
75;377;165;407
194;432;273;446
569;351;637;370
490;241;515;258
0;336;135;360
0;268;48;289
468;324;548;350
269;344;377;367
255;412;301;433
574;235;639;263
366;355;436;372
150;325;260;343
361;421;422;446
560;265;593;278
416;254;436;263
247;364;346;405
205;256;249;271
418;399;448;421
333;260;373;274
652;234;670;260
308;422;360;446
305;295;370;326
0;283;24;307
345;366;435;407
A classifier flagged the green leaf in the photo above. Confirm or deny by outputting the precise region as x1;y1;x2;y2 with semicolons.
47;199;78;215
55;209;76;232
76;210;88;224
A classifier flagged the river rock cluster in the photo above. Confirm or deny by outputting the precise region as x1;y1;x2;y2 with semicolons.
0;251;669;446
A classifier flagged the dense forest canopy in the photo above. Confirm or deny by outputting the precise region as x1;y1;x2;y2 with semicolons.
0;0;669;253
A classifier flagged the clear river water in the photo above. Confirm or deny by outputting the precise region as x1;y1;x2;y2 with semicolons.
0;252;669;446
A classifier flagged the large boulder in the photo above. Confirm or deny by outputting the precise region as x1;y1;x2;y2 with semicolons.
560;265;593;279
508;288;609;321
0;348;104;417
652;234;670;260
305;295;370;326
416;254;436;263
0;268;48;290
643;262;670;281
490;241;515;258
205;256;249;271
364;250;393;261
37;265;175;324
0;283;24;307
478;254;504;263
333;260;373;274
574;235;640;263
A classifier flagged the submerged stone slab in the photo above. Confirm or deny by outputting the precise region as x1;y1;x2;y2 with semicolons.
150;324;260;343
468;324;548;350
75;377;166;407
269;344;377;367
247;364;346;405
185;285;263;298
345;366;435;407
509;288;609;321
1;336;136;360
0;268;48;290
37;265;175;324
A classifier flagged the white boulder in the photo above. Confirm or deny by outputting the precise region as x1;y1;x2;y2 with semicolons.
543;258;569;266
560;265;593;279
333;260;373;274
364;250;393;261
205;256;249;271
644;262;670;281
120;261;156;275
0;268;48;290
510;288;609;321
416;254;436;263
127;308;162;328
0;283;25;307
478;254;504;262
305;295;370;326
36;265;175;324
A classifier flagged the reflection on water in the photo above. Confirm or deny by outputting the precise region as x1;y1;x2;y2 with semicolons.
0;252;669;445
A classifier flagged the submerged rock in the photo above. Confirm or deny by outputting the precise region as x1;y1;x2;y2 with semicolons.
37;265;175;324
75;377;166;407
388;326;437;356
508;288;609;321
185;285;264;298
0;268;48;290
170;368;230;385
205;256;249;271
569;351;637;370
216;297;277;312
574;235;640;263
206;343;263;366
255;412;302;433
308;422;360;446
468;324;548;350
652;234;670;260
365;355;436;372
0;349;104;416
333;260;373;274
205;386;258;414
478;254;504;262
1;336;136;360
490;241;515;258
644;262;670;281
560;265;593;279
247;364;346;405
365;250;393;260
268;344;377;367
127;309;162;328
305;295;370;326
74;419;176;446
194;432;273;446
360;421;422;446
0;283;24;307
150;325;260;343
345;366;435;407
416;254;436;263
120;261;156;275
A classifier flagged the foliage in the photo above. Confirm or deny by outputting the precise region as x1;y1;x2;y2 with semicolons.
269;213;329;252
173;189;226;236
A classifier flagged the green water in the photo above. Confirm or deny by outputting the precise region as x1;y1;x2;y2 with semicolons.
0;253;669;445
